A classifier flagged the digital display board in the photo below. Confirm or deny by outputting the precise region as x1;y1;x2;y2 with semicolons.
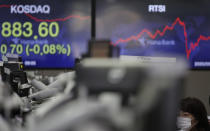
0;0;91;68
96;0;210;69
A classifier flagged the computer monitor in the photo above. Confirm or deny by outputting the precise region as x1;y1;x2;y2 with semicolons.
96;0;210;69
75;58;186;131
0;0;91;68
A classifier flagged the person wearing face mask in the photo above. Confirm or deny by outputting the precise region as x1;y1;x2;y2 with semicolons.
177;97;210;131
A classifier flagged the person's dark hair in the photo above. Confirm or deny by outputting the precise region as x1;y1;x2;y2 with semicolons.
180;97;210;131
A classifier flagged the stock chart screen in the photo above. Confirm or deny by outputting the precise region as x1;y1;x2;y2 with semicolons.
96;0;210;69
0;0;91;68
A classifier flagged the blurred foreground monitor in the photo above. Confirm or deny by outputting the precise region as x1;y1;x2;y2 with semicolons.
75;58;187;131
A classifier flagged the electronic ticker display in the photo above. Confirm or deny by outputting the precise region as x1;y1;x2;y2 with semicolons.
0;0;91;68
96;0;210;69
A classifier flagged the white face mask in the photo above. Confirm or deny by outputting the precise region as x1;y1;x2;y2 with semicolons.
177;117;192;130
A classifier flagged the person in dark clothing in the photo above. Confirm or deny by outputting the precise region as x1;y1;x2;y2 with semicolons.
177;97;210;131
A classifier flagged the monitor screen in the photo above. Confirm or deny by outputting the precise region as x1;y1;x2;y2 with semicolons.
96;0;210;69
0;0;91;68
